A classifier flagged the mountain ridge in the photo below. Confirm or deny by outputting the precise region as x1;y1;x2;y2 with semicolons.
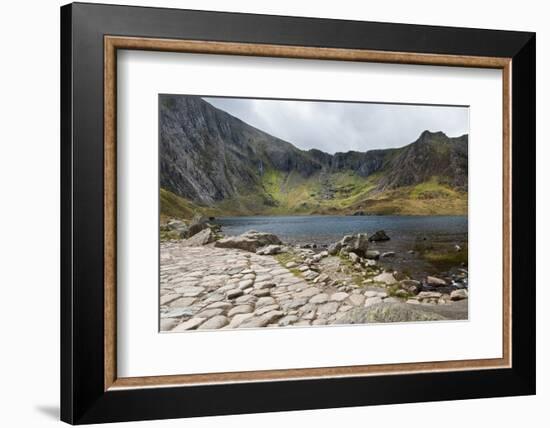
159;95;468;218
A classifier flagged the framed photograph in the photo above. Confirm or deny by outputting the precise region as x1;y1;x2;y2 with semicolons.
61;2;535;424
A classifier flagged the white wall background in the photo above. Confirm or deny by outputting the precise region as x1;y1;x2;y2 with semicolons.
0;0;546;427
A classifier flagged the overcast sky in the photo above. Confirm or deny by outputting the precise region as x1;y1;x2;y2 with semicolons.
203;97;468;154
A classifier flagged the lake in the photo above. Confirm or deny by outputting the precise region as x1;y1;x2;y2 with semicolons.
216;215;468;279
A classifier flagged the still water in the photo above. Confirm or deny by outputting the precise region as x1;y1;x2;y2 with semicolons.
215;215;468;278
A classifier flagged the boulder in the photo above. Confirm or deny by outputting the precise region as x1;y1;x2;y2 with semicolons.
369;230;390;242
348;252;360;263
393;271;409;281
372;272;397;285
256;244;283;255
328;242;342;255
364;250;380;260
417;291;443;300
180;227;215;246
215;231;282;252
341;235;354;245
450;289;468;301
312;253;323;262
188;214;209;237
426;276;447;286
164;219;189;238
244;230;281;245
345;233;369;257
400;279;421;294
336;302;447;324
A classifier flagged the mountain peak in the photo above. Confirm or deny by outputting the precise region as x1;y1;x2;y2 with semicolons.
418;130;448;141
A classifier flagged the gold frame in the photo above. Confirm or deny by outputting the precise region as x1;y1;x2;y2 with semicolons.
104;36;512;391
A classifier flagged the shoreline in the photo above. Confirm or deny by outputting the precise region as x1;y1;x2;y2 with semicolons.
212;213;469;219
160;228;468;332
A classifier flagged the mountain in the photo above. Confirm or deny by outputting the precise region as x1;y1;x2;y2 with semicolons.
159;95;468;218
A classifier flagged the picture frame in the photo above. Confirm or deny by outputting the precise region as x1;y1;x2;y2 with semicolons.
61;2;535;424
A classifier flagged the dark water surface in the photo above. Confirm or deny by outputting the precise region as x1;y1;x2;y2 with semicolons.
216;215;468;279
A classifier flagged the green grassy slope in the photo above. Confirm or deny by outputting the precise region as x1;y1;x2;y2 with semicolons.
161;172;467;220
160;188;226;221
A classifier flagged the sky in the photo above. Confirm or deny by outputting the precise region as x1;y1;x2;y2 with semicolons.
203;97;469;154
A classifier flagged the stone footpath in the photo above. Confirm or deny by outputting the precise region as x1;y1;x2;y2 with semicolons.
160;244;377;331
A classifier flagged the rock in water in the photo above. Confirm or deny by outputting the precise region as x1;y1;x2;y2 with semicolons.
215;231;282;252
336;302;447;324
426;276;447;286
345;233;369;257
364;250;380;260
181;227;215;246
369;230;390;242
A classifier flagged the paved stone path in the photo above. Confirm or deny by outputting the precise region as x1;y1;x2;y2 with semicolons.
160;244;369;331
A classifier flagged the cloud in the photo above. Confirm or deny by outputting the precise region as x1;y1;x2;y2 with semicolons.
203;96;468;154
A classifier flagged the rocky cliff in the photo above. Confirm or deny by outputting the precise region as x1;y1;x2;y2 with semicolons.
160;95;468;216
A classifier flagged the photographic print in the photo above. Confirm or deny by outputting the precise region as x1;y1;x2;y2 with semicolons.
159;95;469;332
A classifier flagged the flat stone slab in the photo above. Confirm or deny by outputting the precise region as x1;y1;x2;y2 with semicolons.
198;315;229;330
172;317;206;331
330;292;349;302
160;243;467;332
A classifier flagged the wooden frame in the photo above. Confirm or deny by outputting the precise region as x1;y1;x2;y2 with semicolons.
62;2;535;424
104;36;513;390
